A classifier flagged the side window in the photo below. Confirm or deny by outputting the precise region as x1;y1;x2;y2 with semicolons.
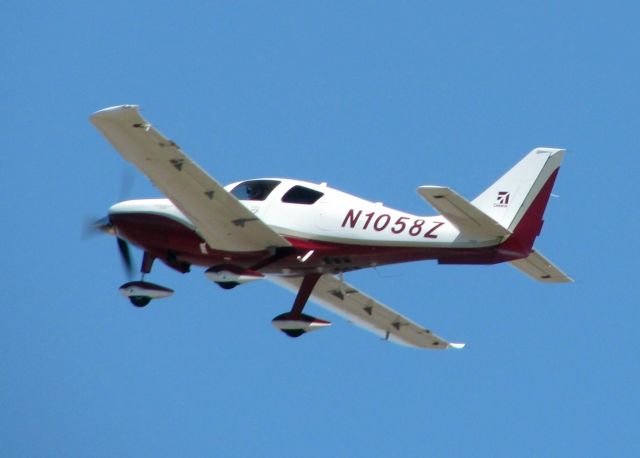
231;180;280;201
281;185;324;205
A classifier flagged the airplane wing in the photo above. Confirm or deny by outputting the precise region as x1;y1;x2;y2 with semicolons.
271;275;465;349
417;185;510;240
509;249;573;283
90;105;291;253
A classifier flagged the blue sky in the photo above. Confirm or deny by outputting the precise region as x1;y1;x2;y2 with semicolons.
2;1;639;456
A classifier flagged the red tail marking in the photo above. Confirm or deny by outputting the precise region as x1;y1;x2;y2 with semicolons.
498;168;560;258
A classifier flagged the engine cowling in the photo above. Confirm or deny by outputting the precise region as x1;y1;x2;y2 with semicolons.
271;312;332;338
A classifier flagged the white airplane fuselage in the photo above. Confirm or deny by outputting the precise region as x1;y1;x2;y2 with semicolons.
109;177;517;277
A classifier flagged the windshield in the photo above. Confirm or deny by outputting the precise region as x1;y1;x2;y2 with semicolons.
230;180;281;201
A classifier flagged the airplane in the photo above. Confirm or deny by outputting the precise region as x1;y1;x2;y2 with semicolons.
89;105;572;350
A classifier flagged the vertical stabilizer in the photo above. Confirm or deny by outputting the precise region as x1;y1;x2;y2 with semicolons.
471;148;565;232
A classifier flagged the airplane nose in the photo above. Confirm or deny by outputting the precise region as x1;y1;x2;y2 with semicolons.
93;215;115;235
82;214;115;239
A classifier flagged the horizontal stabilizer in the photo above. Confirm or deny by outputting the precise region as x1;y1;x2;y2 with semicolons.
509;250;573;283
417;186;510;240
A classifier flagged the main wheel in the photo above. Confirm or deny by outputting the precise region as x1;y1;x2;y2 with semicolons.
130;296;151;307
216;281;240;290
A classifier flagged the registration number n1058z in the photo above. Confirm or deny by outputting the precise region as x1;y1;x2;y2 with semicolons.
341;209;445;238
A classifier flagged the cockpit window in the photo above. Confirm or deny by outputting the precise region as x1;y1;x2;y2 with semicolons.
231;180;281;201
281;185;324;205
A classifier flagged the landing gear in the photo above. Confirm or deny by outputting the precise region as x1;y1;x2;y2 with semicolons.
216;281;240;290
272;311;331;337
205;266;264;290
130;296;152;307
119;280;174;307
118;253;174;308
271;274;332;338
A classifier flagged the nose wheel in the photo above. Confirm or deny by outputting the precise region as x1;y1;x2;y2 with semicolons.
119;281;174;307
129;296;152;307
118;252;174;307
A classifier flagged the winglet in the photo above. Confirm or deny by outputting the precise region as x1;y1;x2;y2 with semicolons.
447;342;466;350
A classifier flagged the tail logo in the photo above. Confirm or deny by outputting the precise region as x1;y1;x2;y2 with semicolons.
495;191;510;207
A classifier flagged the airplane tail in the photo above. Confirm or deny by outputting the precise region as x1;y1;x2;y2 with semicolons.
471;147;565;254
418;147;571;281
471;147;572;282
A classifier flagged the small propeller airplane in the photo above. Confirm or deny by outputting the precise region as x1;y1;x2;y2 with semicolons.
89;105;571;350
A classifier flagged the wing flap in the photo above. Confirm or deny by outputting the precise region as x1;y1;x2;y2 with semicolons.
90;105;291;252
271;275;464;349
417;185;510;240
509;249;573;283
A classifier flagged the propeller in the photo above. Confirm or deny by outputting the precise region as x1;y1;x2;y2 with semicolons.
117;236;135;279
83;215;135;279
83;166;139;279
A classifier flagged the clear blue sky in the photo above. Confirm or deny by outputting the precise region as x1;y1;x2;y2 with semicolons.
2;2;638;457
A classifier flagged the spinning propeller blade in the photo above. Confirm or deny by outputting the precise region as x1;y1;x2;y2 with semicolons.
83;216;135;279
117;237;135;279
84;169;139;279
